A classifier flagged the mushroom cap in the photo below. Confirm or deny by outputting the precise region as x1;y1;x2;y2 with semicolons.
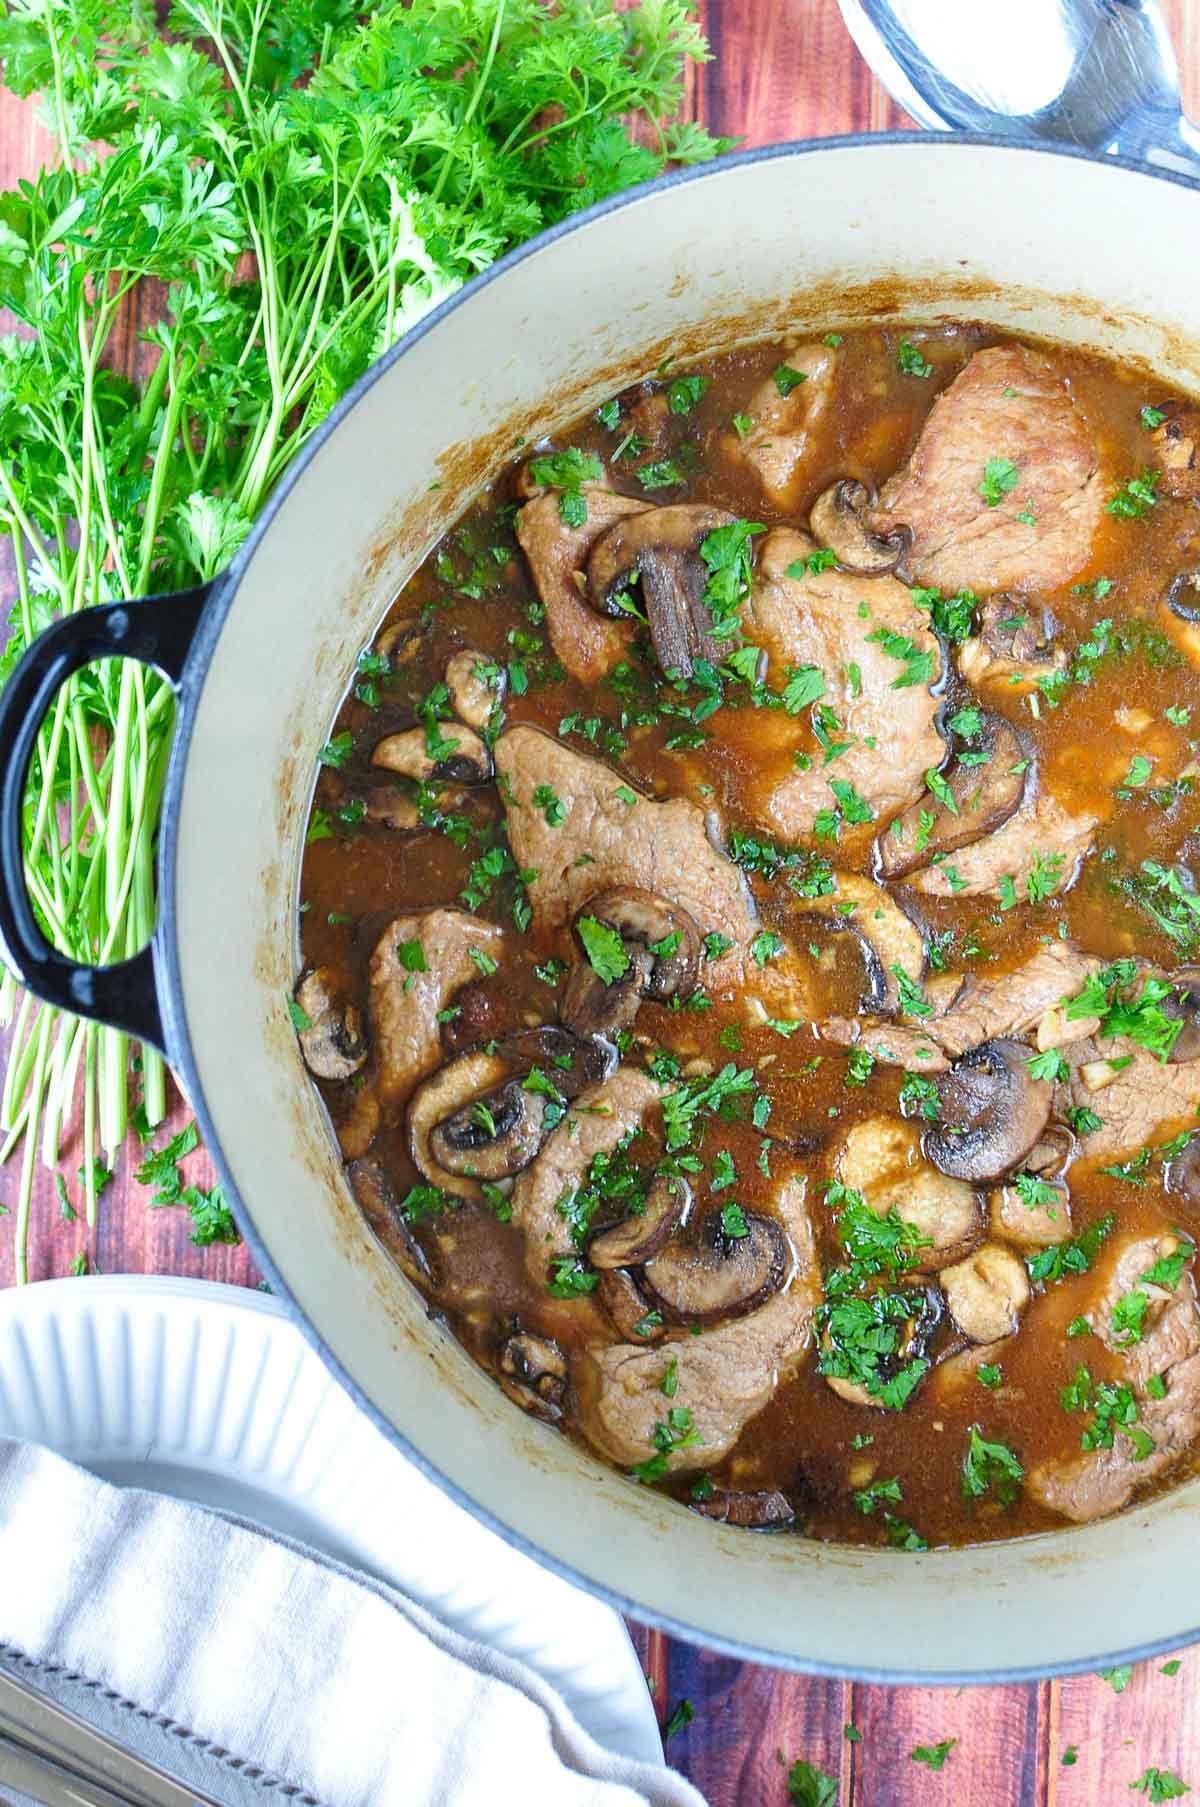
689;1488;795;1529
1165;1136;1200;1206
810;477;911;577
559;956;649;1041
408;1050;537;1199
364;785;423;832
925;1038;1053;1183
493;1025;618;1095
346;1155;439;1289
642;1209;787;1324
1166;570;1200;624
294;967;369;1081
836;1116;983;1270
371;724;492;785
595;1267;665;1341
445;648;504;730
1163;966;1200;1064
578;887;701;1001
940;1243;1030;1343
496;1329;568;1421
588;1173;691;1269
586;503;741;677
427;1076;548;1182
795;873;925;1014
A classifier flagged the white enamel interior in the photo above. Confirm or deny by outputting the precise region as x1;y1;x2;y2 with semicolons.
169;140;1200;1677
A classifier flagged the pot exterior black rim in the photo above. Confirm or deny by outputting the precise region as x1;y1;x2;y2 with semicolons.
23;132;1200;1682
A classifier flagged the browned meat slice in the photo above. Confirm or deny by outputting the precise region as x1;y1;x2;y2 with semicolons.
495;725;807;1010
1060;1036;1200;1160
907;787;1099;901
1152;402;1200;499
574;1175;820;1473
740;528;944;838
872;346;1105;594
369;909;505;1118
515;486;651;684
724;343;839;507
1027;1232;1200;1522
823;942;1101;1071
509;1067;664;1285
958;594;1067;693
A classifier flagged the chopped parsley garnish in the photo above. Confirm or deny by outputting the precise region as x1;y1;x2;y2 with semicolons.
317;730;353;769
781;664;826;713
637;458;686;490
396;938;428;973
531;782;566;826
978;1363;1003;1388
547;1255;598;1298
899;1073;940;1122
979;457;1020;506
911;583;978;643
630;1405;702;1482
527;447;603;524
750;929;783;967
897;338;933;377
866;625;935;689
853;1476;903;1513
720;1201;749;1239
773;363;808;397
1061;1366;1154;1460
577;915;630;984
667;375;709;415
961;1427;1024;1504
1141;404;1167;430
1107;468;1160;519
1027;1212;1115;1285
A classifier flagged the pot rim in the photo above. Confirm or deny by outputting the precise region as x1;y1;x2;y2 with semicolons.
156;130;1200;1682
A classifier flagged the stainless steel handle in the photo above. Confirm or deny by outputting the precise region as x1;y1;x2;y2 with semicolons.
0;1668;225;1807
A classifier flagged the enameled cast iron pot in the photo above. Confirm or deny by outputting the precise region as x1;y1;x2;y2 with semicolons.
2;137;1199;1682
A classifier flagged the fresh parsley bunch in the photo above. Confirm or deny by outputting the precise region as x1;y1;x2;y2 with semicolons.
0;0;727;1275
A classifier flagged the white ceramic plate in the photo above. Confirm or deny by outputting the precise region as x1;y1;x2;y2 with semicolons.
0;1274;660;1764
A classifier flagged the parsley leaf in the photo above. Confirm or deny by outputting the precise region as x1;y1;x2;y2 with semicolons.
577;916;630;985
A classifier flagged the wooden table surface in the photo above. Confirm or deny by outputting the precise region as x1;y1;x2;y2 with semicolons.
2;2;1200;1801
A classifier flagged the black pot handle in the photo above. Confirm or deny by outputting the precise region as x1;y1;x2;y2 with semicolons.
0;585;214;1053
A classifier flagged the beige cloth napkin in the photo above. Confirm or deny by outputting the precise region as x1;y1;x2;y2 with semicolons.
0;1439;707;1807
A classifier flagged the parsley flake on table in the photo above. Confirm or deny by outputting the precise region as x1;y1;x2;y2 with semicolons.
911;1739;957;1770
1130;1767;1189;1801
786;1759;839;1807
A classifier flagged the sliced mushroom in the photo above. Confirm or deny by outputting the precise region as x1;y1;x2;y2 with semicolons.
347;1155;438;1289
836;1117;982;1270
332;1080;381;1160
427;1077;548;1183
439;980;497;1054
958;595;1064;692
496;1329;568;1422
1025;1125;1074;1178
494;1025;618;1095
376;616;426;664
795;872;925;1012
589;1174;691;1269
586;504;739;677
293;968;368;1081
371;724;492;785
559;953;650;1041
940;1243;1030;1343
1165;1136;1200;1206
1166;570;1200;624
809;477;911;576
364;785;423;832
445;648;504;730
578;888;701;1002
596;1267;665;1341
878;714;1030;879
926;1039;1053;1183
409;1051;539;1199
689;1488;795;1529
1162;966;1200;1063
1152;401;1200;498
642;1209;786;1324
990;1175;1070;1247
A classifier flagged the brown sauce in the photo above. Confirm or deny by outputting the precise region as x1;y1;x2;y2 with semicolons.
297;321;1200;1550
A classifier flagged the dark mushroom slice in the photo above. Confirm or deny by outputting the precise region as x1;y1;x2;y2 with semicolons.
578;888;701;1002
925;1038;1053;1183
596;1267;665;1342
371;724;492;785
409;1050;548;1200
586;504;740;678
1163;967;1200;1063
496;1329;568;1422
293;968;368;1081
794;873;925;1013
1024;1123;1075;1178
376;616;427;665
364;784;423;832
494;1025;618;1095
331;1080;381;1160
878;713;1030;880
589;1174;691;1269
958;595;1064;690
439;980;497;1054
810;477;911;576
1165;1136;1200;1205
347;1155;439;1289
1152;401;1200;498
1165;570;1200;624
427;1077;548;1183
689;1488;795;1529
445;648;504;730
642;1210;787;1324
559;951;651;1041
